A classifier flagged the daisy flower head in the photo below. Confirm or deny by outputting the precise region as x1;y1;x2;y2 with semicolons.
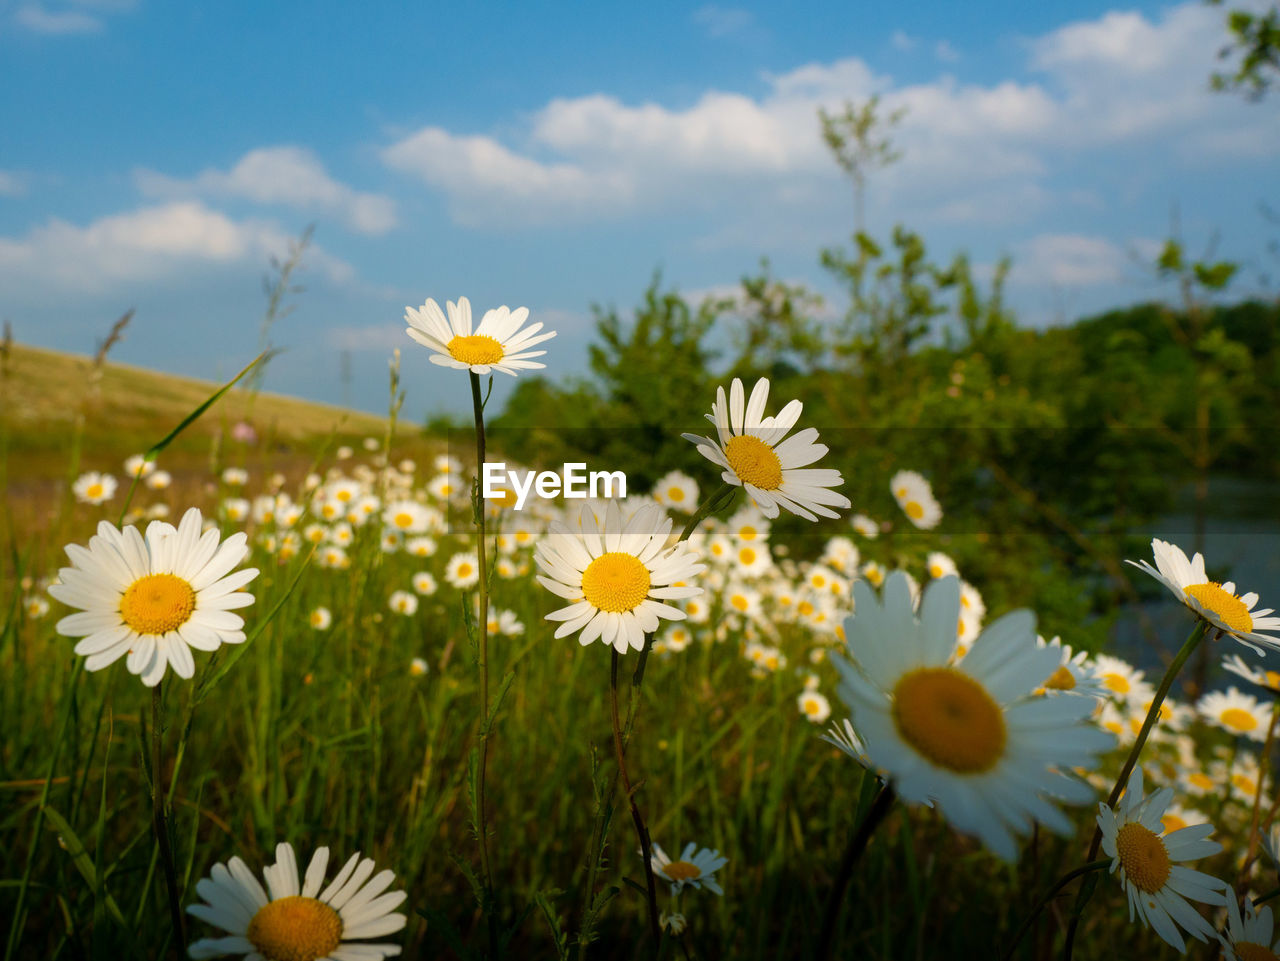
49;507;258;687
644;842;728;896
890;470;942;530
1036;636;1109;700
404;296;556;377
534;500;704;655
124;453;155;479
798;690;832;724
25;595;51;619
1223;653;1280;694
186;841;406;960
1223;895;1280;961
73;471;117;505
652;470;699;513
1198;687;1271;742
1097;766;1226;951
851;513;879;539
831;573;1112;861
309;607;332;631
444;553;480;590
682;377;850;522
1128;539;1280;654
926;551;958;580
388;590;418;616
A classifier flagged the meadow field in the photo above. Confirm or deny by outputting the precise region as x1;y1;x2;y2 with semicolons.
2;281;1280;961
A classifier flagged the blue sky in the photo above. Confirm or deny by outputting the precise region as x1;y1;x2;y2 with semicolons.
2;0;1278;420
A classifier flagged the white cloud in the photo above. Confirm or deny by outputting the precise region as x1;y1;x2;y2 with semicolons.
14;5;100;33
692;5;754;38
1011;233;1134;287
935;40;960;63
13;0;133;34
381;126;632;226
0;201;353;295
890;30;916;52
0;170;26;197
135;147;396;235
380;1;1274;238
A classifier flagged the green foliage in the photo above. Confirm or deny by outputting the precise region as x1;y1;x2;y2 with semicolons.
1210;0;1280;98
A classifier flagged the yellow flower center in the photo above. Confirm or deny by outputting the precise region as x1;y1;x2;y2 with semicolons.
892;667;1006;773
1115;822;1171;894
1221;707;1259;733
447;334;504;366
905;501;924;520
730;594;749;612
393;511;415;529
1161;813;1188;833
86;482;104;499
1267;671;1280;690
667;486;686;502
456;563;473;579
1188;771;1214;791
723;435;783;490
1236;943;1280;961
663;861;701;882
581;552;651;613
803;698;823;716
740;548;757;565
119;573;196;636
739;525;758;541
246;895;343;961
1183;582;1253;632
1044;665;1076;691
1103;673;1130;695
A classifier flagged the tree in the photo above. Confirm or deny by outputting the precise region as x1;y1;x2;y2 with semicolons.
818;95;906;232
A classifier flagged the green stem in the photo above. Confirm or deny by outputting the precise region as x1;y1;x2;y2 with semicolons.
1061;620;1210;960
150;683;185;954
611;649;662;946
1001;860;1110;961
815;782;896;960
468;371;496;954
4;661;84;961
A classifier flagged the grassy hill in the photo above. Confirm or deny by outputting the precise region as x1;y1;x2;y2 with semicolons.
2;342;389;453
0;343;437;551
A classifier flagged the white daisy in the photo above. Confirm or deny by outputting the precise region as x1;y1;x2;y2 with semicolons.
49;508;258;687
534;501;704;655
652;470;699;513
1128;538;1280;654
309;607;332;631
1198;687;1271;742
889;470;942;530
221;467;249;487
831;573;1112;861
410;657;429;677
404;296;556;376
186;841;406;960
798;690;832;723
146;469;172;491
682;377;850;522
644;842;728;896
850;514;879;539
411;572;437;596
124;454;155;479
444;553;480;590
1223;894;1280;961
925;551;958;580
382;500;435;535
388;591;418;616
1097;766;1227;951
1223;653;1280;694
72;471;117;505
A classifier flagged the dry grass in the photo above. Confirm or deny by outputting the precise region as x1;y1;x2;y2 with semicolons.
4;342;388;450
